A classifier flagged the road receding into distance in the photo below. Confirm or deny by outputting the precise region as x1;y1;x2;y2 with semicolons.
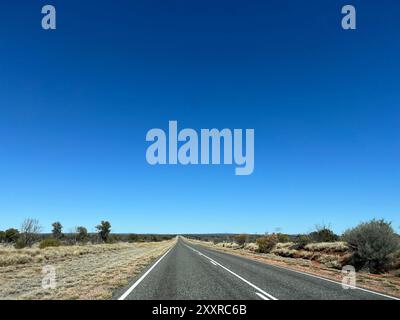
115;238;399;300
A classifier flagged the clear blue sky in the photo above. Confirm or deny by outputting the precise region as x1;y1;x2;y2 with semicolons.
0;0;399;234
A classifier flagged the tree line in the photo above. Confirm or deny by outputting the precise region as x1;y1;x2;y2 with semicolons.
0;219;174;248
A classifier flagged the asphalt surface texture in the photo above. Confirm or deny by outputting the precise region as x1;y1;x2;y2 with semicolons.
115;238;398;300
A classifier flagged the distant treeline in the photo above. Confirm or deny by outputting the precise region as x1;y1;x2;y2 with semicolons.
0;218;176;249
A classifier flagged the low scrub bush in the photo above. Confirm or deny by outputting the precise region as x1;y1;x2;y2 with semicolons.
39;238;61;249
0;253;32;267
316;254;343;269
244;243;259;252
256;234;278;253
271;248;297;258
292;235;312;250
343;219;400;273
234;234;248;247
14;239;27;249
309;225;339;243
274;242;294;250
216;242;240;249
276;233;290;243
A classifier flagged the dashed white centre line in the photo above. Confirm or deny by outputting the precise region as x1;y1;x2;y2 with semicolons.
185;243;278;300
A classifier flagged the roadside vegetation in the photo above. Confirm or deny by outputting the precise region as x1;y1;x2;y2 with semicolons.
184;219;400;297
0;218;176;299
185;220;400;276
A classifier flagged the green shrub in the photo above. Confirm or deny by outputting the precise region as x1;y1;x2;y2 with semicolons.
5;228;19;243
256;234;278;253
39;238;61;249
234;234;248;247
0;231;5;243
343;219;400;273
76;226;88;243
292;235;312;250
276;233;290;243
14;239;27;249
309;225;339;243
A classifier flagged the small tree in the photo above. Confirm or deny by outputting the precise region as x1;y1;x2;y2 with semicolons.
343;219;400;273
0;231;5;243
52;222;63;239
5;228;20;243
234;234;248;247
96;221;111;243
309;224;339;242
76;226;88;243
20;218;42;247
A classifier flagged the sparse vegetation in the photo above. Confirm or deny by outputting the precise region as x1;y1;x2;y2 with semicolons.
343;219;400;273
0;240;174;299
185;236;400;298
19;219;41;248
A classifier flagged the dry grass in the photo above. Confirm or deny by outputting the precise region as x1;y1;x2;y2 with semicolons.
268;241;350;269
0;240;175;300
274;242;294;250
304;242;349;253
244;243;259;252
216;242;240;249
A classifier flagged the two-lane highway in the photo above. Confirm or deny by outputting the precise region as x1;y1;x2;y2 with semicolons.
115;238;398;300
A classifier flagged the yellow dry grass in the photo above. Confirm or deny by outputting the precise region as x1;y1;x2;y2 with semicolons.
0;240;175;300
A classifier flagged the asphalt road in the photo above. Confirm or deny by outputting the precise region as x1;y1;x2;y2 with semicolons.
115;238;398;300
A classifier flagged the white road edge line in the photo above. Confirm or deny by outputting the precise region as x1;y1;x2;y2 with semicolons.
187;241;400;301
210;260;217;266
184;244;278;300
263;260;400;300
255;292;270;300
118;246;173;300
